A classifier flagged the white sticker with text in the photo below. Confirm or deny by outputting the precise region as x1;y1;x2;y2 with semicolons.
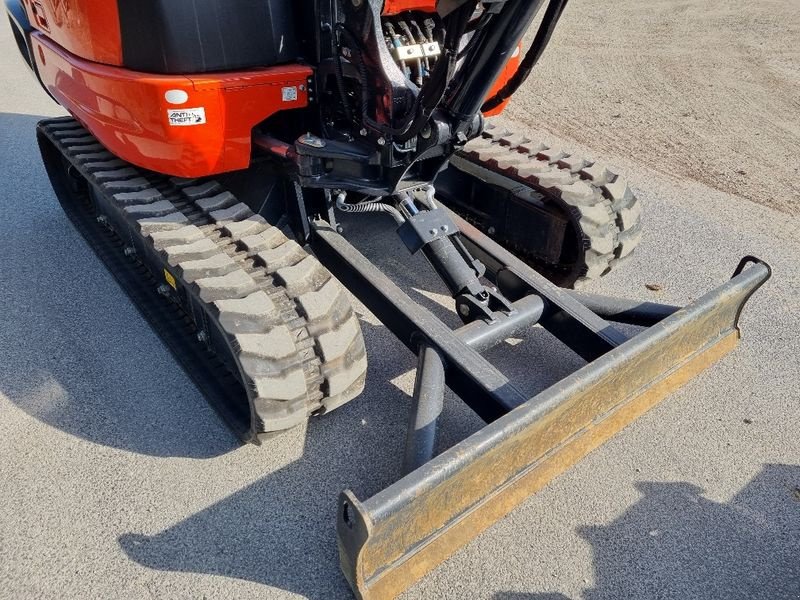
282;86;298;102
167;107;206;126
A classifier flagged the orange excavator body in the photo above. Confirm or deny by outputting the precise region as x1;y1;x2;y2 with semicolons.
20;0;516;178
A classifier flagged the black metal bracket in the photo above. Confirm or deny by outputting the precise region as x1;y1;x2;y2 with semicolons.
309;215;772;473
397;207;458;254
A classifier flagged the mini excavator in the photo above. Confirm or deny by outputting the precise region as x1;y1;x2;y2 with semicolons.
6;0;770;597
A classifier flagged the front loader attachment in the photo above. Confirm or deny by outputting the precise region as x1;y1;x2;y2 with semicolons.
310;215;770;600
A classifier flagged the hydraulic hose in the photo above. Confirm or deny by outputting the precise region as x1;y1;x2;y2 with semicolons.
334;192;406;225
482;0;569;113
336;3;475;142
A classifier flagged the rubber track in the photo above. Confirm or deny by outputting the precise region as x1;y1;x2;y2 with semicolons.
453;120;643;287
40;118;368;438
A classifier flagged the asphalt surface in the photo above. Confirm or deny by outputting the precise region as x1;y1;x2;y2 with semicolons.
1;16;799;600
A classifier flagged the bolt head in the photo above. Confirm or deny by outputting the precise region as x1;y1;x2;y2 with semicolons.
459;304;471;317
196;331;208;343
300;133;326;148
429;228;438;236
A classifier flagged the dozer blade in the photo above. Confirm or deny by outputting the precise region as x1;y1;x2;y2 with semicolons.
331;247;770;599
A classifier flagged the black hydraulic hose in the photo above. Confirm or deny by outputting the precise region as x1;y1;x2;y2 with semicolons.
391;2;474;141
482;0;569;113
409;19;432;79
335;25;375;129
337;4;474;142
333;30;355;123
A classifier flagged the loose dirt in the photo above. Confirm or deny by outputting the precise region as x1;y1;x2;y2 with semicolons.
508;0;800;214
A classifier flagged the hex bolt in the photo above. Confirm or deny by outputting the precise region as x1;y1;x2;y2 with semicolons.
441;225;449;233
197;331;208;343
377;137;387;146
300;133;326;148
459;304;471;317
429;229;439;236
156;284;172;296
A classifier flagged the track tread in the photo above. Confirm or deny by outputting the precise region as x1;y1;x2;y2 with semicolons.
40;117;366;436
196;191;237;213
123;199;178;218
457;120;643;287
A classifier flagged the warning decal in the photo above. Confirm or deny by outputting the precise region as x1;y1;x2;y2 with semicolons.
282;86;298;102
164;269;177;290
167;107;207;126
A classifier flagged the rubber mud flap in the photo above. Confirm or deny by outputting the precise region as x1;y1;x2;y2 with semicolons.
337;259;770;600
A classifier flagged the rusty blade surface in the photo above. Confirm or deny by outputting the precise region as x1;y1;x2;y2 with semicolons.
337;260;770;600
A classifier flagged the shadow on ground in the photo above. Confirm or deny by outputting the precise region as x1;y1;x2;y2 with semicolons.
494;463;800;600
0;112;239;458
118;462;800;600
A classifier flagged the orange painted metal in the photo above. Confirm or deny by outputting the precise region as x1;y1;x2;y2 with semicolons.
483;45;521;117
382;0;437;15
23;0;123;65
25;0;514;176
31;33;312;178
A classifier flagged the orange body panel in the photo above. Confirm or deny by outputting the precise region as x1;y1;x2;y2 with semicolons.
23;0;122;65
483;45;521;117
31;33;312;178
382;0;437;15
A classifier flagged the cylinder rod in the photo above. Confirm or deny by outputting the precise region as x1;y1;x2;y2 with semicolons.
402;344;447;475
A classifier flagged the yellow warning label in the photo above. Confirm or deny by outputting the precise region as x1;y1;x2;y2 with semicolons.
164;269;177;290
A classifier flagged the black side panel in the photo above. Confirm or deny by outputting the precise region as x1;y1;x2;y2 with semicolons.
6;0;58;102
118;0;298;74
5;0;34;69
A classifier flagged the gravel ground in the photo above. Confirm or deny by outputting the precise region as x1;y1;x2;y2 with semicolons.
512;0;800;215
1;4;799;600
